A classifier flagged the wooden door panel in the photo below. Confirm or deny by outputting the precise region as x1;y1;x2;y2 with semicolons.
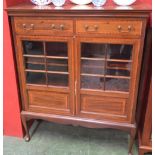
76;37;141;123
78;95;128;122
80;95;126;115
16;35;75;115
28;90;71;115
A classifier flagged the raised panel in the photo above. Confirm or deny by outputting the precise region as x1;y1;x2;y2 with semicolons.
77;95;128;122
28;90;70;112
81;95;126;115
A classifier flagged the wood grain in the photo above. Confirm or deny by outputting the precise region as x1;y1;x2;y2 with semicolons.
8;3;150;154
14;17;73;36
76;19;143;36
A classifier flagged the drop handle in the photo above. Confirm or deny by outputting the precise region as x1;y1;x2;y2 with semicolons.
128;25;132;31
117;25;122;31
22;24;26;29
30;24;34;30
84;25;89;30
117;25;133;33
22;24;34;30
60;24;64;30
94;25;99;30
51;24;56;29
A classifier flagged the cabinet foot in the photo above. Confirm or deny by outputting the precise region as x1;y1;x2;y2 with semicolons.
128;128;136;155
138;149;145;155
24;135;30;142
21;115;30;142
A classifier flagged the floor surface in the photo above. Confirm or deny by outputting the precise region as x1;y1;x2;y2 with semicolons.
4;121;152;155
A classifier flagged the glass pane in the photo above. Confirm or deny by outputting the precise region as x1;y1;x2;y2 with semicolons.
106;61;131;77
106;69;130;77
48;74;68;87
26;63;45;70
47;59;68;72
25;57;45;64
23;41;44;55
107;44;133;60
81;76;104;90
46;42;68;57
105;78;129;92
80;42;132;92
81;43;106;58
26;72;46;85
81;60;105;75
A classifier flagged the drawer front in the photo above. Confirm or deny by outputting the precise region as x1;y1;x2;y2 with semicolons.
76;19;143;36
14;17;73;36
78;95;128;122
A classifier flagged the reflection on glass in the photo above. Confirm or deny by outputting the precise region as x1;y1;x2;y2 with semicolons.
25;57;45;70
107;44;132;60
47;59;68;72
48;74;68;87
26;64;45;70
25;57;45;64
81;76;104;90
26;72;46;85
81;43;106;58
106;69;130;77
81;60;105;75
80;42;132;92
106;61;131;77
46;42;68;57
23;41;44;55
105;78;129;92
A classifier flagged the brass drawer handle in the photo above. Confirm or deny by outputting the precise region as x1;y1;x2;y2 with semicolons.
22;23;26;29
30;24;34;30
94;25;99;30
60;24;64;30
51;24;65;30
51;24;56;29
118;25;133;33
85;25;89;30
22;24;34;30
84;25;99;31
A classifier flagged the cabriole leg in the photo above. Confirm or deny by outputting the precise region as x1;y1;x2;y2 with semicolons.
21;115;30;142
139;148;145;155
128;128;136;155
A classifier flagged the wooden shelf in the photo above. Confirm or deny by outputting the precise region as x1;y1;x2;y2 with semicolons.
24;54;68;59
26;61;68;67
25;69;69;75
81;57;105;61
81;57;132;63
81;73;130;79
82;65;130;71
107;59;132;63
106;66;130;71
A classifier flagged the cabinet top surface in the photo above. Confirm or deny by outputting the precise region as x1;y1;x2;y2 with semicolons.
6;1;151;15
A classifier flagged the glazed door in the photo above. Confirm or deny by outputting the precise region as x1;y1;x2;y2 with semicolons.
75;37;141;122
16;36;74;116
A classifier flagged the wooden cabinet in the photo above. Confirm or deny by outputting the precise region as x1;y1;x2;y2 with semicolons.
16;36;75;115
138;79;152;155
7;2;151;155
137;28;152;155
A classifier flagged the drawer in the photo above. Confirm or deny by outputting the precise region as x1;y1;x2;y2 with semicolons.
76;19;143;36
13;17;73;36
